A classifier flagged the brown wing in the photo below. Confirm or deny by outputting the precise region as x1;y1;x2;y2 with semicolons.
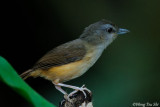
32;39;86;70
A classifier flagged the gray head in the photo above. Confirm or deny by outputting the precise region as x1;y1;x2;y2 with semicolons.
80;19;129;46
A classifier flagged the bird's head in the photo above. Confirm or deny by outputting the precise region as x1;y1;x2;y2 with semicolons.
80;19;129;47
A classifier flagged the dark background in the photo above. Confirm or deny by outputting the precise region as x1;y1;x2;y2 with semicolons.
1;0;160;107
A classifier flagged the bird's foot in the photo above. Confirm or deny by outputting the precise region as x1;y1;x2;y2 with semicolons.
61;86;93;107
53;82;91;99
68;85;91;98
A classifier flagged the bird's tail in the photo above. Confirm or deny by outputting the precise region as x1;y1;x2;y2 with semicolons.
20;69;33;80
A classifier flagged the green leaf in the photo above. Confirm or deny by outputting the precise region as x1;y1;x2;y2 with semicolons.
0;56;56;107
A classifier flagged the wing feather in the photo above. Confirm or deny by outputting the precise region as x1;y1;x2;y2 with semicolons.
33;39;86;70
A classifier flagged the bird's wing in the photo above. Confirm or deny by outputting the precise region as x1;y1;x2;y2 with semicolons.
33;39;86;70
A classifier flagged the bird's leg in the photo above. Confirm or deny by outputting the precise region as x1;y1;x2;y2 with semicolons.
55;85;67;95
54;83;91;98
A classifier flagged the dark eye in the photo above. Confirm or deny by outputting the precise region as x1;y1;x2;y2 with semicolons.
106;27;113;33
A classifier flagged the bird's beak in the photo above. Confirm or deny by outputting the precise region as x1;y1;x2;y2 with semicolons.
117;28;130;35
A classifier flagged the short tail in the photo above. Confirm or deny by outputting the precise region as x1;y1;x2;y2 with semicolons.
20;69;33;80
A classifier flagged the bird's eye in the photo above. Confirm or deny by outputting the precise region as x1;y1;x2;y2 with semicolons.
106;27;113;33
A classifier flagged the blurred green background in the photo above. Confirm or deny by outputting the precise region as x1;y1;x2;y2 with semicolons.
1;0;160;107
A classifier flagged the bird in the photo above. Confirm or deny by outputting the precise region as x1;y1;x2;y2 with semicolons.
20;19;129;96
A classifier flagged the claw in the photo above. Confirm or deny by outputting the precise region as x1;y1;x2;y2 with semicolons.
81;85;91;93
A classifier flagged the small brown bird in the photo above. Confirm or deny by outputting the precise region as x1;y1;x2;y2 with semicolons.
20;19;129;96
